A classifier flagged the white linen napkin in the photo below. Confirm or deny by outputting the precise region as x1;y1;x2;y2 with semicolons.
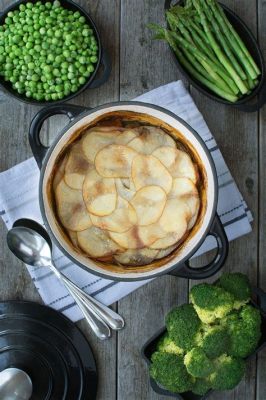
0;81;252;322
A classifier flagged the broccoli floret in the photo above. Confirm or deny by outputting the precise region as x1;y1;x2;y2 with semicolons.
166;304;201;351
218;273;251;309
225;305;261;358
196;324;230;359
190;283;234;323
150;351;194;393
157;333;184;355
184;347;214;378
209;354;245;390
192;378;211;396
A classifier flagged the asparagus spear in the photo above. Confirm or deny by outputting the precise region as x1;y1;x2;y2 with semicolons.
192;0;248;94
210;0;260;76
200;0;247;81
206;0;258;80
172;31;238;94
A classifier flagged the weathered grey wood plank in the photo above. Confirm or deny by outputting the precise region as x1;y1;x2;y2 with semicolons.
118;1;189;399
256;0;266;399
190;1;259;399
0;1;120;400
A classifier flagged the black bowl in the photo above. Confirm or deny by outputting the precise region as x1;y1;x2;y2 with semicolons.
0;0;111;105
142;287;266;400
164;0;266;112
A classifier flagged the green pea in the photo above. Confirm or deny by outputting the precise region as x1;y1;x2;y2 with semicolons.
90;56;98;63
31;74;39;82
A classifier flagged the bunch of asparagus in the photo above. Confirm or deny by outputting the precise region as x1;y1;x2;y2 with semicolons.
149;0;260;102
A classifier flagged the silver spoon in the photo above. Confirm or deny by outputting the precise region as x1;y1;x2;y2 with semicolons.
0;368;33;400
7;226;124;339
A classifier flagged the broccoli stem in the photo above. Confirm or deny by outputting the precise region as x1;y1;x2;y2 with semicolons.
192;0;248;94
207;0;259;80
200;0;247;81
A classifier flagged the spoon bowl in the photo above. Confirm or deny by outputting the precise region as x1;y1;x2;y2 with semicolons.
0;368;33;400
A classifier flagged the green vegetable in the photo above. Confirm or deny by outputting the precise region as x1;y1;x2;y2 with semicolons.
197;324;230;359
217;272;251;309
209;354;245;390
190;283;234;323
184;347;214;378
192;378;211;395
0;0;98;101
166;304;201;351
225;305;261;358
148;0;260;103
157;333;184;355
150;352;194;393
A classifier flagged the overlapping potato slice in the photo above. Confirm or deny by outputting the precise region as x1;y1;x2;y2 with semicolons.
90;196;137;233
95;144;137;178
68;230;79;247
116;179;135;201
128;126;176;154
130;185;167;226
118;129;138;145
83;169;117;216
110;226;147;249
77;226;124;258
114;248;159;266
53;155;67;191
158;198;190;233
132;154;173;193
55;180;92;231
156;244;177;259
82;128;122;163
64;143;92;190
153;146;197;183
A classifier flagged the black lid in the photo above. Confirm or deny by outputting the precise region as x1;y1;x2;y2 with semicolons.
0;301;98;400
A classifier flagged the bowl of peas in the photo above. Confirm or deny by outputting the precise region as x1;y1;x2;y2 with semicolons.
0;0;111;104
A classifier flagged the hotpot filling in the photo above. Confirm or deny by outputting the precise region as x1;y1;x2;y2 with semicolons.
52;120;201;266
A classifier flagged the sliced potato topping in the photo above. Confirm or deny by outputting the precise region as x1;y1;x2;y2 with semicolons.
53;124;201;266
83;169;117;216
128;126;176;154
55;180;92;231
153;146;197;183
130;185;166;226
95;144;137;178
64;142;92;190
90;196;137;233
77;226;124;258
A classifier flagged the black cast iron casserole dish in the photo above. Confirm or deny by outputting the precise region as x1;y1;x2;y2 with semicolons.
0;0;111;105
164;0;266;112
29;102;228;281
141;287;266;400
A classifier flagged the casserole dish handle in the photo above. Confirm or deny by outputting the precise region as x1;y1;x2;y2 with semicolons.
29;104;89;169
169;214;229;279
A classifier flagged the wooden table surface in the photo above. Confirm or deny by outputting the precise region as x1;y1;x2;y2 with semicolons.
0;0;265;399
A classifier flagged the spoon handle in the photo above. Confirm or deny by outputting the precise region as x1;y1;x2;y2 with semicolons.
64;279;111;340
50;264;125;330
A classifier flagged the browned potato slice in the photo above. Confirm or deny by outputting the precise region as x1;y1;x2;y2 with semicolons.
156;244;177;259
83;169;117;216
130;185;167;225
53;155;67;191
116;179;135;201
55;180;92;231
110;226;146;249
150;224;187;249
64;142;92;190
118;129;138;145
138;223;166;247
159;198;190;233
186;196;200;230
90;196;137;233
68;230;79;247
95;144;137;178
82;128;122;163
152;147;197;183
114;248;159;266
77;226;124;257
169;177;198;198
132;154;173;193
128;126;176;154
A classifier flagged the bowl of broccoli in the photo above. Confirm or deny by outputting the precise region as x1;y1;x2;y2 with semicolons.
142;273;266;399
